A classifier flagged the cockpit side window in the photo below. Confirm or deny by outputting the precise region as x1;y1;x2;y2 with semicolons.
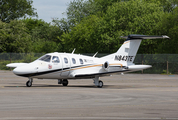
39;55;51;62
52;56;60;63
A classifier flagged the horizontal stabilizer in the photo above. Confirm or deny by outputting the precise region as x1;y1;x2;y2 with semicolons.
6;63;28;68
121;35;170;40
128;65;152;70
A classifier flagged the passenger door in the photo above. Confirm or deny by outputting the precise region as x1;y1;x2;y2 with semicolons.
51;55;62;76
61;55;71;77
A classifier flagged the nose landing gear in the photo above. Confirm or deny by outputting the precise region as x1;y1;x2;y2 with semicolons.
26;78;33;87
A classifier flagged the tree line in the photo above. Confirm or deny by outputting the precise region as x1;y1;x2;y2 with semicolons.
0;0;178;54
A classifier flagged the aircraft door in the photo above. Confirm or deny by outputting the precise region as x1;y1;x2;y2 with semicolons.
61;55;71;77
51;55;62;76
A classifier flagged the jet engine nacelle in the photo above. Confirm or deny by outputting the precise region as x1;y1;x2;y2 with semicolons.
103;61;109;71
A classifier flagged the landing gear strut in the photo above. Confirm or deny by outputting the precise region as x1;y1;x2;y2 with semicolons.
93;76;103;88
26;78;33;87
58;79;69;86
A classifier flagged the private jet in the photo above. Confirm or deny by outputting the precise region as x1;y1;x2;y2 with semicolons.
6;34;169;88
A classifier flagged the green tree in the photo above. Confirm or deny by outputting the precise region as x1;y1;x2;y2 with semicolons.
62;15;107;53
53;0;96;33
22;18;44;34
0;20;32;53
94;0;122;15
31;21;64;53
145;0;178;12
65;0;95;25
62;0;165;53
104;0;165;54
156;7;178;53
0;0;37;23
52;18;70;34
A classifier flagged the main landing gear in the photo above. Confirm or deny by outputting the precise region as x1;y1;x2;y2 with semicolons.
93;76;103;88
58;79;69;86
25;78;103;88
26;78;33;87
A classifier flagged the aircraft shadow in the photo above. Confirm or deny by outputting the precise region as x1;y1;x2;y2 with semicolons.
4;84;97;88
4;84;138;89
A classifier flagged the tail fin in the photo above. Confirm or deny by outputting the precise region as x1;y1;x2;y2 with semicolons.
102;35;169;62
115;38;141;63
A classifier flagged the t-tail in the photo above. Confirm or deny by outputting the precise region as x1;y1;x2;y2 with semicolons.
102;34;169;70
115;35;169;64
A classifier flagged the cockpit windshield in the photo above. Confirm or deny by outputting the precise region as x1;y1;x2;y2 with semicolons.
39;55;51;62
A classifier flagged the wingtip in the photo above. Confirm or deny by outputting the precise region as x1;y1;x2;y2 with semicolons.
120;36;127;39
162;35;170;39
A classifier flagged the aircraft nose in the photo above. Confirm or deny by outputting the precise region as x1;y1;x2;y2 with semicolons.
13;66;32;76
13;67;23;75
13;64;37;77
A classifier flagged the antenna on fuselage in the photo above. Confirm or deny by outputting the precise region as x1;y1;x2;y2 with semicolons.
72;48;76;54
93;52;98;57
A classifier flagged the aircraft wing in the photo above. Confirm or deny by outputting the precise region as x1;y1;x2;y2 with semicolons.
74;69;129;78
6;63;28;68
74;65;151;78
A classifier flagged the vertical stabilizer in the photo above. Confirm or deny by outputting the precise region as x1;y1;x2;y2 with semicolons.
115;39;141;63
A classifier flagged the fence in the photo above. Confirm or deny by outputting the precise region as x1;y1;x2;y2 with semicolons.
0;53;178;74
134;54;178;74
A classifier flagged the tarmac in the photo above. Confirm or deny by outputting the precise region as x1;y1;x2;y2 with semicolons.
0;70;178;120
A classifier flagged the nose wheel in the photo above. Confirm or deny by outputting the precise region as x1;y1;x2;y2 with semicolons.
26;78;33;87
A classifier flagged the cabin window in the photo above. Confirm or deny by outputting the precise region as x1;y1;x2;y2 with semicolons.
64;58;68;64
72;58;76;64
39;55;51;62
52;56;60;63
79;59;83;64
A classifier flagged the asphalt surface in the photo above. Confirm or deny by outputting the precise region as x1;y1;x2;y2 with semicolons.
0;70;178;120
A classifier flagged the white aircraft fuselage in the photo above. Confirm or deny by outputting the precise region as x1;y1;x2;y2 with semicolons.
12;53;136;79
6;34;169;88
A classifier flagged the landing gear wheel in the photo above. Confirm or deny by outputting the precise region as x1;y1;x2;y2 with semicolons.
62;79;68;86
98;80;103;88
26;81;32;87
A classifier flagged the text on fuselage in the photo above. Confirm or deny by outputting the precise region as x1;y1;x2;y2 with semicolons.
115;55;134;62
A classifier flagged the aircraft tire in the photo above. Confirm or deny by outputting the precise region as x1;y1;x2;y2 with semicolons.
62;79;68;86
98;80;103;88
26;81;32;87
